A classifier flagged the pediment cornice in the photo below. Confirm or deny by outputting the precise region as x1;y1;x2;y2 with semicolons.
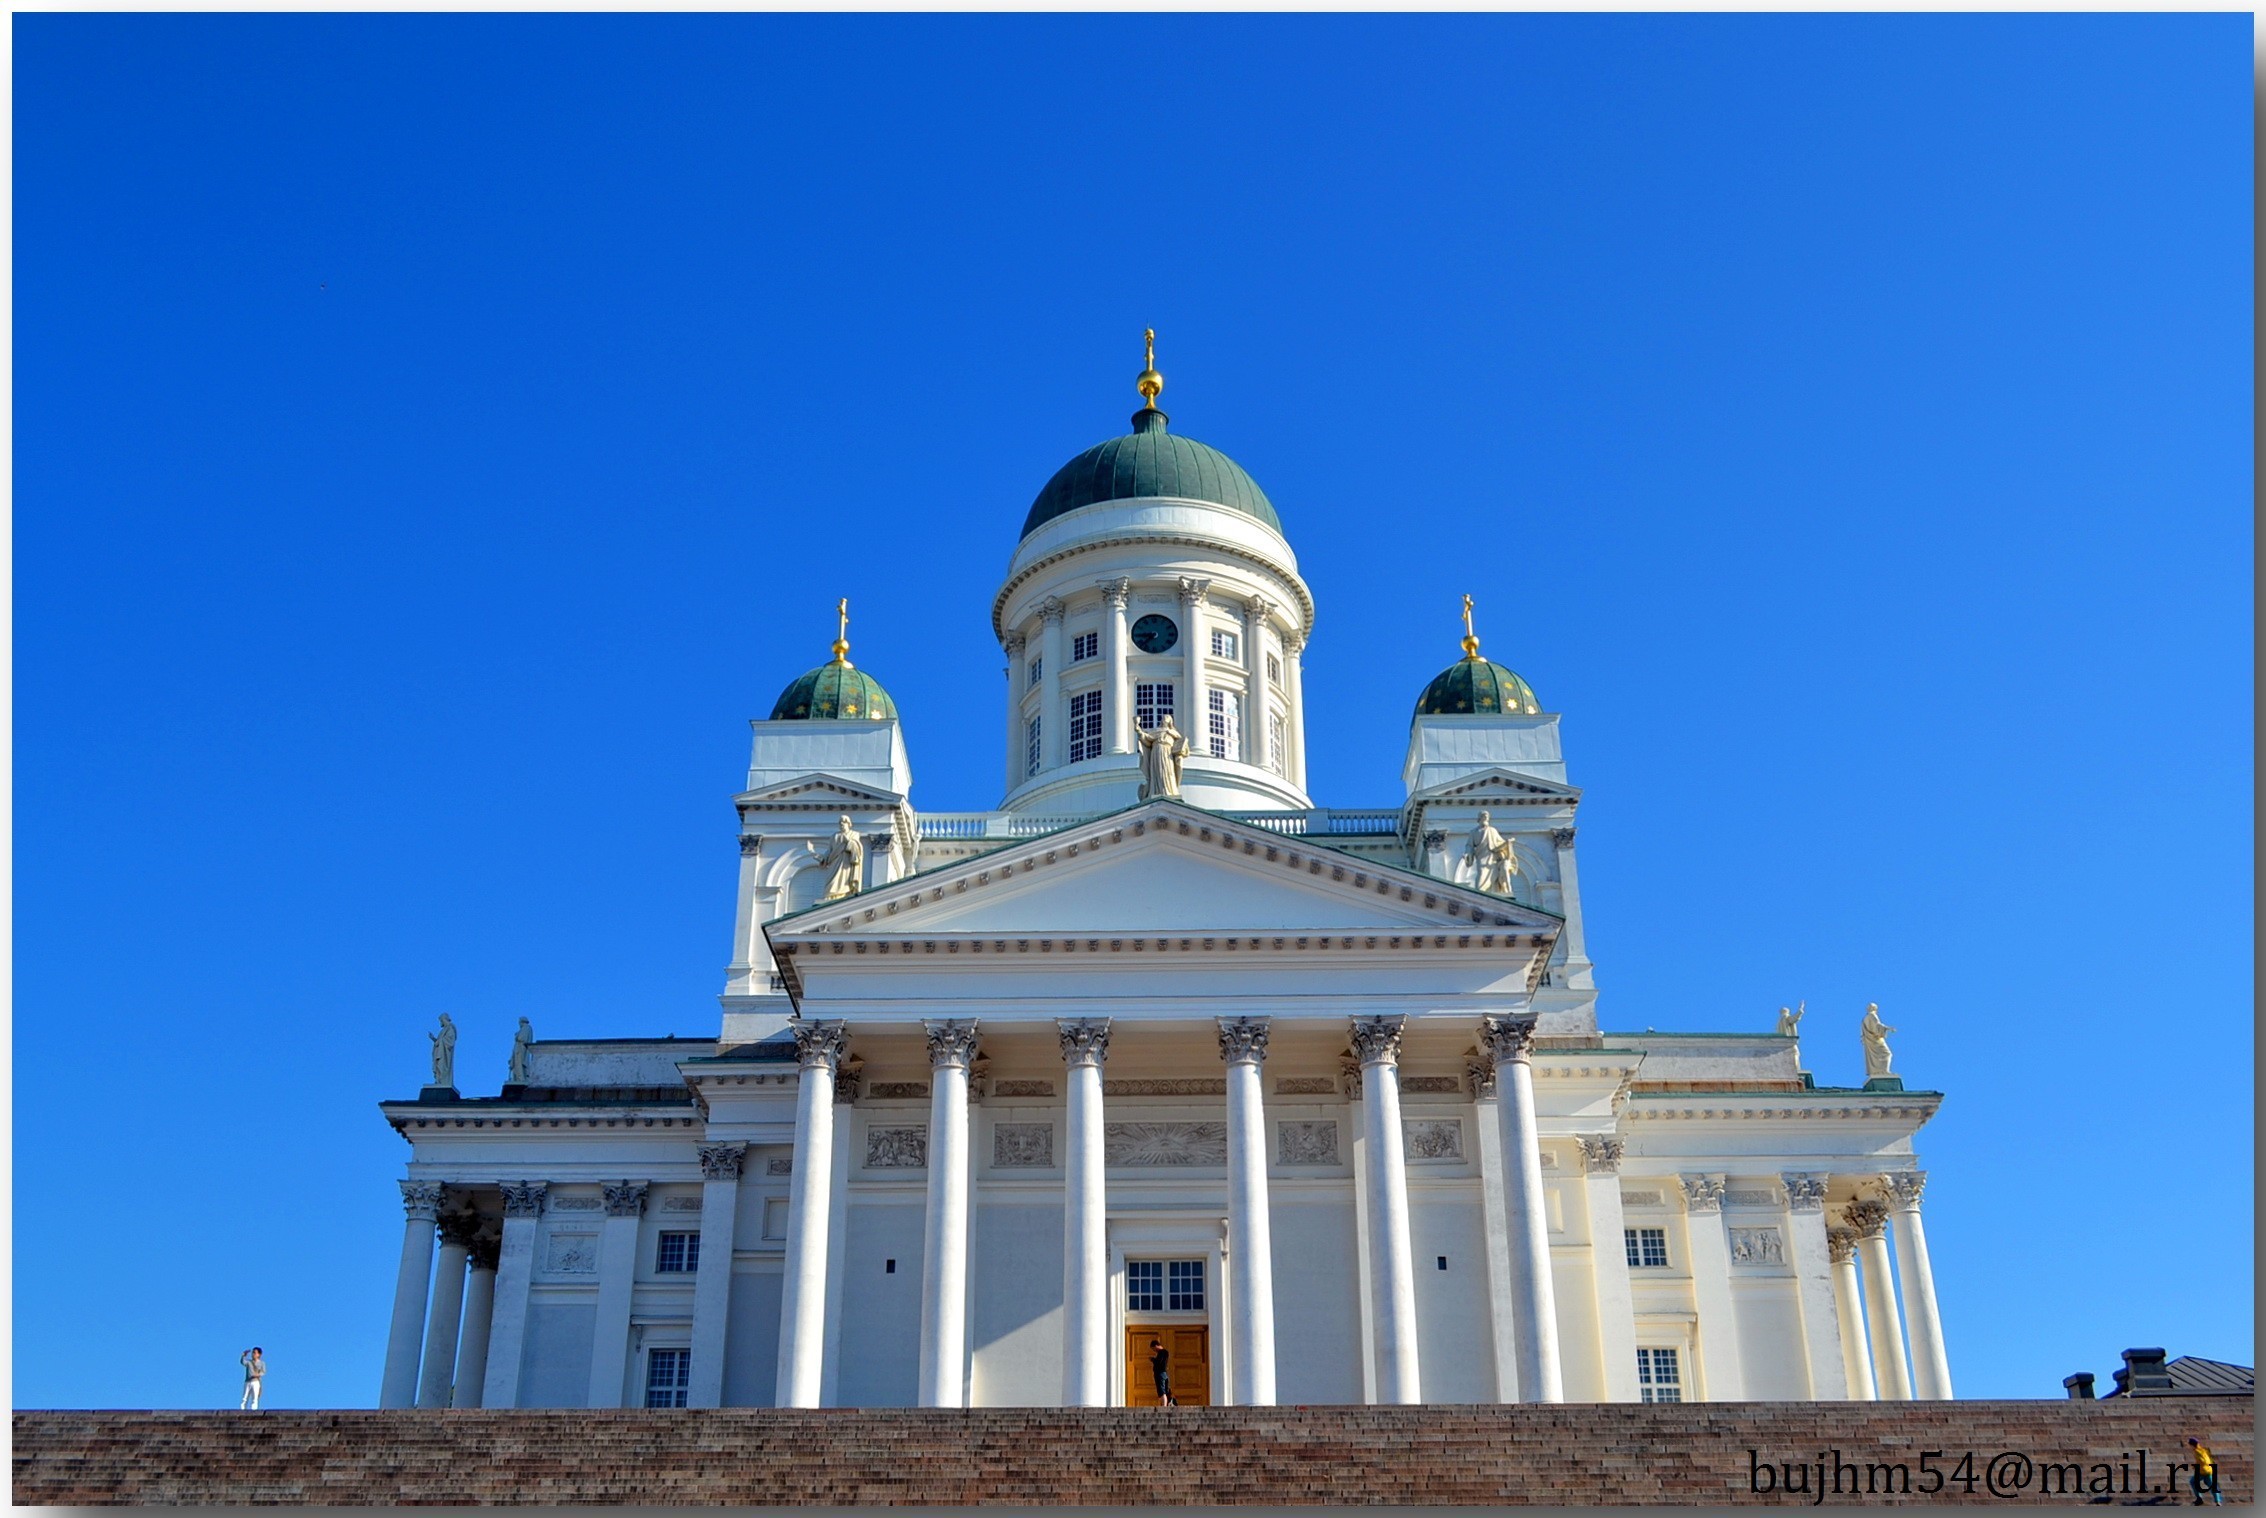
1409;768;1583;807
735;774;907;811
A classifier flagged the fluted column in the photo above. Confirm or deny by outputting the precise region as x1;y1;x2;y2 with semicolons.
380;1180;444;1408
1781;1174;1849;1399
1003;633;1027;796
1482;1016;1564;1402
1882;1173;1953;1399
1220;1017;1278;1405
1284;631;1309;789
1846;1199;1911;1399
688;1143;746;1409
1059;1019;1111;1406
1827;1226;1877;1400
1098;579;1132;753
481;1182;546;1408
1580;1135;1639;1401
1178;578;1210;758
453;1236;499;1408
1351;1015;1420;1403
918;1019;979;1408
1680;1174;1747;1400
1239;598;1271;767
776;1020;847;1407
416;1208;479;1408
1039;599;1067;771
1547;829;1594;988
585;1182;649;1408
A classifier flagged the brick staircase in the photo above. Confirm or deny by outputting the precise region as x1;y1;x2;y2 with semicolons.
13;1401;2250;1506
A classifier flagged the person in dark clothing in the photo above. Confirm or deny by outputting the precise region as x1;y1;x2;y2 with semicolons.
1149;1338;1173;1407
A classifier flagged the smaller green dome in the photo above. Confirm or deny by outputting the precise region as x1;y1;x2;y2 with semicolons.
1416;655;1541;717
770;659;897;722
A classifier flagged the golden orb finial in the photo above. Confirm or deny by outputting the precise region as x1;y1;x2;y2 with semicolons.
1136;327;1164;409
1460;593;1482;659
831;597;853;667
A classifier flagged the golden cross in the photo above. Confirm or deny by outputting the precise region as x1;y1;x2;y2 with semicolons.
1144;328;1155;370
1462;594;1475;640
1460;593;1480;658
837;597;850;645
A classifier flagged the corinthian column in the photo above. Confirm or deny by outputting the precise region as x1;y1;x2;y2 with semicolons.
1882;1173;1953;1399
1058;1019;1111;1407
1845;1198;1911;1400
1827;1226;1877;1400
1580;1135;1639;1401
452;1235;499;1408
587;1181;649;1408
1002;633;1026;796
1178;578;1211;756
1098;580;1132;753
1679;1174;1746;1401
776;1020;847;1407
918;1019;980;1408
1481;1016;1564;1402
416;1209;479;1408
1039;599;1067;771
1239;598;1271;767
1351;1015;1420;1403
481;1182;546;1409
688;1143;745;1409
1220;1017;1278;1405
380;1180;445;1408
1780;1173;1849;1399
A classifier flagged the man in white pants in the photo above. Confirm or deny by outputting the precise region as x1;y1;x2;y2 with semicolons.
239;1348;265;1410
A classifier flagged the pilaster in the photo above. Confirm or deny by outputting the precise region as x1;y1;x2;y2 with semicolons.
1678;1174;1746;1401
1780;1173;1849;1399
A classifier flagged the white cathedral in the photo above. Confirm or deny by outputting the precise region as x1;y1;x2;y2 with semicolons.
378;344;1954;1415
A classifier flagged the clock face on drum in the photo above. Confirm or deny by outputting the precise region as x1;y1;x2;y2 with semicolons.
1130;614;1179;654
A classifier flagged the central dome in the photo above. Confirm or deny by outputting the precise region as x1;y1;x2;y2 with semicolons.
1021;407;1280;541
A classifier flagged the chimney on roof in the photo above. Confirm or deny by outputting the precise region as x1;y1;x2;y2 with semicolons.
2063;1372;2096;1400
2122;1348;2173;1394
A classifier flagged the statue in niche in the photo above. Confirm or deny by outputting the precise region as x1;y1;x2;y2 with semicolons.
815;815;866;902
508;1017;534;1084
1860;1003;1897;1078
1468;810;1519;896
428;1013;457;1088
1136;714;1189;800
1776;1001;1804;1039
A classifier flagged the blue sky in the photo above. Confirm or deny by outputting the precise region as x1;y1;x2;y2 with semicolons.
14;15;2251;1408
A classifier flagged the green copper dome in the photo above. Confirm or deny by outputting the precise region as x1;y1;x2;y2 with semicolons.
769;659;897;722
1022;407;1280;540
1416;655;1542;717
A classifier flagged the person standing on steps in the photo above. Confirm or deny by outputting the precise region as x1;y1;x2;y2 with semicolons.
2186;1438;2222;1505
1149;1337;1173;1407
239;1347;266;1410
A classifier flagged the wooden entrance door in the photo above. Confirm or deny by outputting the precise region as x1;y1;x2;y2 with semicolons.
1126;1326;1210;1407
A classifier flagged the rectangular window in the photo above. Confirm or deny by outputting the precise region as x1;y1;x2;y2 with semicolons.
1266;712;1288;775
1072;631;1098;662
1135;682;1175;732
1211;629;1239;661
1636;1348;1683;1403
1167;1259;1206;1311
1068;690;1103;763
656;1231;700;1274
1207;689;1241;760
1625;1227;1670;1269
1026;716;1042;779
1266;652;1282;685
1027;656;1043;689
644;1349;691;1408
1127;1260;1164;1313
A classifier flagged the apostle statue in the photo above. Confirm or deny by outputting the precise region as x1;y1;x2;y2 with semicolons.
1137;714;1189;800
428;1012;457;1088
508;1017;534;1084
1468;810;1518;896
815;815;866;902
1860;1002;1897;1078
1776;1001;1804;1039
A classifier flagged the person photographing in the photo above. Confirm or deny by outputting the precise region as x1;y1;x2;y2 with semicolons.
238;1347;266;1411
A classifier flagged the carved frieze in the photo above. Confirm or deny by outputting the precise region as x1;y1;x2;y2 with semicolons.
866;1125;929;1168
765;1156;793;1176
1274;1076;1337;1096
1401;1076;1463;1094
992;1123;1055;1169
1402;1118;1465;1162
549;1196;601;1212
1277;1120;1341;1166
1729;1227;1786;1266
1621;1190;1665;1207
994;1079;1056;1098
661;1196;703;1212
543;1233;599;1274
869;1082;931;1101
1102;1078;1225;1097
1104;1122;1228;1166
1726;1189;1780;1209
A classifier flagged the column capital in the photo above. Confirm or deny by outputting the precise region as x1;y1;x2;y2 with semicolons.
924;1019;981;1070
1679;1174;1726;1214
1880;1171;1928;1210
1284;629;1307;655
1038;596;1067;625
1843;1198;1891;1239
1579;1135;1625;1174
1003;631;1026;657
1826;1226;1860;1266
738;832;763;857
500;1181;548;1219
603;1181;649;1218
1464;1056;1497;1101
1176;575;1211;607
1096;577;1132;608
1479;1014;1539;1068
1058;1018;1112;1069
1550;827;1578;850
790;1018;849;1071
1339;1054;1364;1101
1782;1172;1830;1212
468;1235;502;1272
1348;1014;1406;1067
833;1056;865;1104
400;1180;447;1221
699;1143;747;1181
1245;594;1275;624
437;1209;483;1249
1217;1017;1270;1066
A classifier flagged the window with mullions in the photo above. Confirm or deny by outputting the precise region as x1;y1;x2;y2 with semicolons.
1072;631;1098;662
656;1232;700;1273
1127;1259;1205;1313
1127;1260;1165;1312
1636;1347;1682;1403
1135;682;1175;732
1211;629;1239;661
1625;1227;1670;1269
1068;690;1103;763
1167;1260;1205;1311
644;1349;691;1408
1026;716;1042;779
1266;712;1287;776
1266;652;1282;685
1208;689;1241;759
1028;657;1043;689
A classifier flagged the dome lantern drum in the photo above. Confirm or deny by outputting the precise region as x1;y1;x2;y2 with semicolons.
769;662;897;722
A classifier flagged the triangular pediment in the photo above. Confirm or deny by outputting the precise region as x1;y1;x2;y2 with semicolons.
736;773;905;809
1409;767;1583;805
767;800;1561;941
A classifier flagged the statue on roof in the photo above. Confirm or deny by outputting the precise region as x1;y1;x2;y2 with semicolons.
1137;714;1189;800
815;815;866;903
508;1017;534;1084
1777;1002;1804;1039
1468;810;1518;896
1860;1002;1897;1079
428;1012;457;1088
